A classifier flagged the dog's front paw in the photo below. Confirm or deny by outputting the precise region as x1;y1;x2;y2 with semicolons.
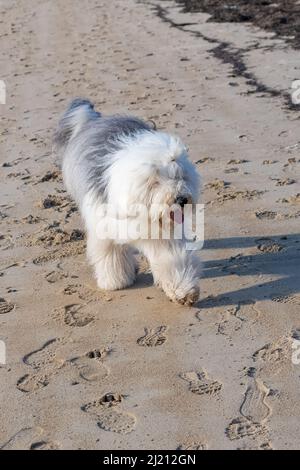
163;284;199;306
176;286;199;306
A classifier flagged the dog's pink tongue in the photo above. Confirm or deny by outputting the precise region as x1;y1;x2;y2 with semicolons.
171;208;184;224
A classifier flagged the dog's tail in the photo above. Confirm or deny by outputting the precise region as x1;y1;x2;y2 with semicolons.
53;98;100;152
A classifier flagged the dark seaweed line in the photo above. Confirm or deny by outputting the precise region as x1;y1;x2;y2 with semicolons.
140;1;297;110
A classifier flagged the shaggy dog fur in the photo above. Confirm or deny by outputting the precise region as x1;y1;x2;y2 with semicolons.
54;99;201;305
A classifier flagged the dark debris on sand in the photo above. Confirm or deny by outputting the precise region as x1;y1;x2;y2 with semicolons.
174;0;300;48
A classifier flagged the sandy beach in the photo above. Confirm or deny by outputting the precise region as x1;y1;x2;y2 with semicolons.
0;0;300;450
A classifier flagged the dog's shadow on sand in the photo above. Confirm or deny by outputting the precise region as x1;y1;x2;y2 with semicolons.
132;233;300;308
197;232;300;308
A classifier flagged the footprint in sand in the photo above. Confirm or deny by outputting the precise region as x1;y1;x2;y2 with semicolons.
17;338;65;393
53;304;94;327
177;439;208;450
271;294;300;306
33;241;85;265
0;427;60;450
255;238;284;253
22;214;42;224
0;233;14;250
40;194;67;210
17;372;53;393
45;270;68;284
238;441;273;450
82;393;136;434
210;189;264;205
226;417;268;441
279;210;300;220
0;427;44;450
137;326;168;347
180;370;222;396
227;158;249;164
70;347;111;382
23;338;65;369
240;379;272;423
272;177;295;186
30;440;61;450
20;224;82;249
63;283;112;302
37;169;62;184
279;193;300;204
216;305;244;337
226;377;272;444
0;297;15;314
253;331;298;370
255;210;277;220
259;441;273;450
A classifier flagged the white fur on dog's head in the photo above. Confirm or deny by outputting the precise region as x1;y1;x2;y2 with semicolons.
105;131;201;223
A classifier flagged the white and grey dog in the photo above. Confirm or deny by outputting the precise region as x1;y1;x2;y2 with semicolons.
54;99;201;305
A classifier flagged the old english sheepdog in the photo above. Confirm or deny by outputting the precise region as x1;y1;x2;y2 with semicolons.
54;99;201;305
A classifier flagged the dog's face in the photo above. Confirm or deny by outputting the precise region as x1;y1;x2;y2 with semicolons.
147;154;200;225
107;132;200;227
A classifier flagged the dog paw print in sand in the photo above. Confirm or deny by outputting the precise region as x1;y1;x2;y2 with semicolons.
53;303;94;327
82;393;136;434
17;338;65;393
137;326;168;347
69;347;111;382
0;297;15;314
180;370;222;396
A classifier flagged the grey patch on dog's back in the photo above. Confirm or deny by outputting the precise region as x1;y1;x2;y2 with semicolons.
56;98;154;204
84;115;153;200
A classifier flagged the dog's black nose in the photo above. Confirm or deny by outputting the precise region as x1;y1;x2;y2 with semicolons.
175;196;188;207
